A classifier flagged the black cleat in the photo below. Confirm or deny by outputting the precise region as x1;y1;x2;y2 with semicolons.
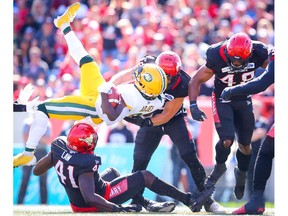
146;200;176;212
234;166;247;199
232;203;265;215
204;163;227;189
232;193;265;215
187;186;215;212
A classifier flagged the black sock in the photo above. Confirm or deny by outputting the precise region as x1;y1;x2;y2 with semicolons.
215;140;231;164
182;153;206;191
236;149;251;171
150;177;189;205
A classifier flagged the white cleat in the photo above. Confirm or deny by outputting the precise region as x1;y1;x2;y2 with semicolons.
204;201;227;214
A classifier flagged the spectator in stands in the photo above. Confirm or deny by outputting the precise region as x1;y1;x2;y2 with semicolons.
107;120;134;144
22;46;49;82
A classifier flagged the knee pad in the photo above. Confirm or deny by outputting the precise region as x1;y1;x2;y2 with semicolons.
215;140;231;164
100;167;120;182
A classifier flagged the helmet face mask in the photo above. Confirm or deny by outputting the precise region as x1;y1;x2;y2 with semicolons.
224;33;252;70
134;64;167;100
67;123;98;154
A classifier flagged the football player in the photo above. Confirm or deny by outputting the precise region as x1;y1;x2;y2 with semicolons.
188;32;270;200
221;49;274;215
33;122;214;213
13;2;167;167
112;51;225;213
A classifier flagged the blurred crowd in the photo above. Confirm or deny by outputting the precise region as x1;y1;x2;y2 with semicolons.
13;0;274;140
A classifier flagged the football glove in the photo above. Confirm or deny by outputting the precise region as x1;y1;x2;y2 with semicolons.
17;83;35;104
124;116;153;127
26;96;39;113
221;87;233;101
190;101;207;122
113;204;142;212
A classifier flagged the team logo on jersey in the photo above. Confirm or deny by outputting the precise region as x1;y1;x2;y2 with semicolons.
79;134;94;146
143;73;153;82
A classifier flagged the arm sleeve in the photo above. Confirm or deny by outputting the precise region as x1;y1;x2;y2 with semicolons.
230;60;274;96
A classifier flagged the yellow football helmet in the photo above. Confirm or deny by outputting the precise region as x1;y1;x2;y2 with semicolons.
134;63;167;99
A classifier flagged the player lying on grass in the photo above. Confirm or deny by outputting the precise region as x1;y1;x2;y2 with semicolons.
13;2;167;168
33;122;214;213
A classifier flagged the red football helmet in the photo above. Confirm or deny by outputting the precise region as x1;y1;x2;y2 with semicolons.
67;123;98;153
155;51;181;77
224;33;253;70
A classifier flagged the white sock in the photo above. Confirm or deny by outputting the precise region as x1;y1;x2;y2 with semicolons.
60;22;70;32
64;31;89;65
24;111;49;152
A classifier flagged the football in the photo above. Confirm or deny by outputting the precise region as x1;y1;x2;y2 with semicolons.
107;86;121;108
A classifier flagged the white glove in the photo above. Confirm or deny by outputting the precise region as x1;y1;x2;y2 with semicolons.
26;96;39;113
17;83;35;104
98;82;114;94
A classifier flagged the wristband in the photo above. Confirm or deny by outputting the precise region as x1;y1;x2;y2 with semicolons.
189;101;197;107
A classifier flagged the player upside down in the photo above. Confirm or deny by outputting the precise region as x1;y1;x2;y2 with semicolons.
13;2;168;168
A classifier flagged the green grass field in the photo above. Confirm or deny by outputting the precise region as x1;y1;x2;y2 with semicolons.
13;204;275;216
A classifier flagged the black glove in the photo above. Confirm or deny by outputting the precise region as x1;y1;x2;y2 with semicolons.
189;101;207;122
220;87;233;101
124;116;153;127
114;204;142;212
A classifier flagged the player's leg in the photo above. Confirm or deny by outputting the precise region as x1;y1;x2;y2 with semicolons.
13;110;48;167
166;116;226;213
131;127;172;212
234;99;254;199
54;2;105;97
140;170;214;212
232;126;274;215
43;95;102;124
13;95;102;167
205;100;235;189
100;167;121;182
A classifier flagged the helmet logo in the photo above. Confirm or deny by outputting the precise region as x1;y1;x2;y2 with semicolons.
143;73;152;82
79;134;94;146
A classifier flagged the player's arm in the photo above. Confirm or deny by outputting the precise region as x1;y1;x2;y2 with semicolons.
110;64;140;85
221;59;274;100
188;65;214;102
188;65;214;121
150;97;184;126
100;92;128;121
97;82;130;124
33;152;54;176
78;172;120;212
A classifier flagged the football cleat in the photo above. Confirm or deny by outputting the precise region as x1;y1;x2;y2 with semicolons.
204;163;227;189
146;200;176;213
13;152;36;167
204;198;227;213
53;2;80;29
187;186;215;212
234;166;247;199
